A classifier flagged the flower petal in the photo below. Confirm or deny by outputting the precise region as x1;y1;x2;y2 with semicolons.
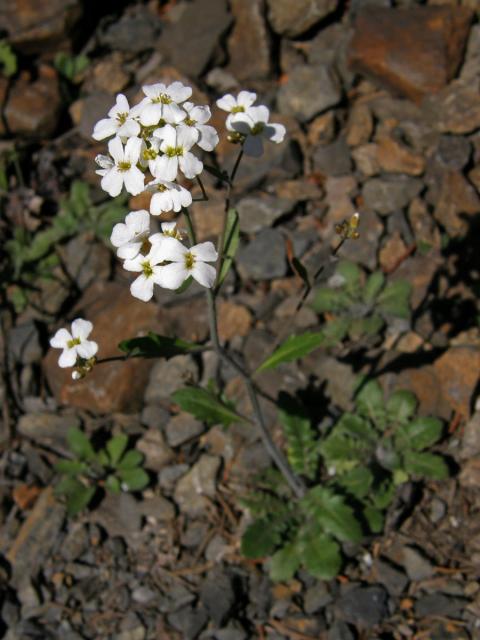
108;136;124;163
71;318;93;340
117;241;143;260
101;169;124;197
167;81;192;103
248;105;270;124
156;262;189;290
176;124;197;151
124;137;142;163
59;348;77;368
153;155;178;182
92;118;117;140
179;152;203;179
123;166;145;196
191;262;216;288
192;241;218;262
238;90;257;109
216;94;237;112
140;102;163;126
264;122;286;144
76;340;98;359
155;236;187;261
131;274;154;301
163;102;186;125
197;124;219;151
50;328;72;349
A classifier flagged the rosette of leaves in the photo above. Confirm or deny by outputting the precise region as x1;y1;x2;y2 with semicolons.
320;380;449;533
311;261;412;343
55;427;149;516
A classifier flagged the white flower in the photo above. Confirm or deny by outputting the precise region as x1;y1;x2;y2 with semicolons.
123;243;167;302
149;221;183;244
138;81;192;127
146;178;192;215
110;210;151;260
139;137;162;176
155;236;218;290
100;136;145;197
182;102;219;152
92;94;141;141
229;105;286;157
152;124;203;181
95;154;114;176
216;90;257;128
50;319;98;368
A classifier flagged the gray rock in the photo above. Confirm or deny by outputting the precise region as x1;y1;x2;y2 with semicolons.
429;497;446;524
362;176;423;215
140;404;170;430
61;234;111;291
237;196;295;234
139;495;175;521
166;412;204;447
460;411;480;459
237;229;286;281
401;546;435;581
414;593;468;618
78;92;114;140
460;23;480;83
182;521;210;548
159;463;189;492
434;135;471;171
174;455;221;516
205;534;230;563
168;605;209;640
328;621;356;640
132;586;157;605
60;523;89;561
90;492;142;538
374;558;409;596
213;625;247;640
277;64;341;123
145;355;198;405
9;321;41;365
266;0;338;37
136;428;174;472
17;412;81;453
304;582;333;614
200;569;236;626
100;6;161;53
337;584;389;628
313;137;352;176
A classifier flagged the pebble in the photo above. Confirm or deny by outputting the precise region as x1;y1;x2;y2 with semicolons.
337;584;389;628
8;321;42;365
266;0;338;37
401;546;435;581
362;176;423;215
167;605;209;640
136;428;174;472
374;558;409;596
328;621;356;640
237;229;287;281
199;568;236;626
313;136;352;176
144;355;198;405
99;5;161;53
237;195;295;234
165;412;204;447
303;582;333;614
174;455;221;516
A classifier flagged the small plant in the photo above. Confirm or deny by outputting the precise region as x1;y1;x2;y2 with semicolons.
54;52;89;83
240;383;448;581
0;40;17;77
55;427;149;516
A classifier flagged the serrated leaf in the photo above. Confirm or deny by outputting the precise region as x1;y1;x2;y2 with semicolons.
363;271;385;304
311;287;350;313
278;393;318;480
256;332;325;373
118;332;198;359
106;434;128;467
401;417;444;451
386;390;417;425
355;379;386;428
269;543;301;582
300;531;342;580
218;208;239;287
403;451;449;479
117;467;150;491
377;280;411;319
54;460;88;476
172;387;245;427
67;427;96;461
364;506;384;534
337;466;373;499
241;520;281;558
302;487;363;543
371;480;395;509
116;450;143;470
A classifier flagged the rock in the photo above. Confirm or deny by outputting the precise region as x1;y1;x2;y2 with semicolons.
199;568;236;626
59;234;111;291
351;143;380;177
5;68;61;138
362;176;423;215
414;593;468;618
75;92;116;140
337;585;389;628
8;321;42;365
99;5;161;53
136;428;174;472
237;229;287;281
348;7;473;103
266;0;338;37
159;0;232;76
328;621;355;640
139;494;175;522
345;103;374;147
84;52;130;94
165;412;204;447
17;412;80;453
374;558;409;596
395;366;450;420
306;356;356;411
433;346;480;417
205;533;230;563
307;111;337;147
434;135;471;171
0;0;82;54
159;463;189;493
167;605;208;640
433;170;480;237
376;137;425;176
422;80;480;134
174;454;221;516
408;197;441;250
236;195;295;234
217;301;253;342
214;625;248;640
460;23;480;83
401;546;435;581
303;582;332;614
306;23;354;89
90;492;142;539
227;0;271;81
313;136;352;177
277;64;342;123
379;232;408;272
60;523;89;561
145;355;198;406
459;458;480;489
140;404;170;430
44;281;170;413
460;412;480;460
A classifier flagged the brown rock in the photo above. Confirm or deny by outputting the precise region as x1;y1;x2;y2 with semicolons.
394;252;442;310
307;111;336;147
44;281;172;413
434;346;480;417
345;102;373;147
217;301;253;342
0;0;82;55
408;197;442;250
136;428;174;472
351;143;380;177
376;137;426;176
5;67;61;137
394;366;450;419
227;0;271;81
469;165;480;193
190;195;225;242
460;412;480;460
433;170;480;236
459;458;480;489
266;0;338;38
84;53;130;94
379;232;408;272
423;80;480;135
349;7;473;103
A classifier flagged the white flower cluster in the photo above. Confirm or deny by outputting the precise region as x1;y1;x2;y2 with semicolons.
50;319;98;377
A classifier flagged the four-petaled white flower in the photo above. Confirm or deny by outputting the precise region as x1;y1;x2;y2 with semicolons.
110;209;151;260
138;81;192;127
100;136;145;197
228;105;286;157
123;243;168;302
149;221;183;244
182;102;219;152
153;124;203;181
146;178;192;215
216;90;257;129
92;94;141;141
156;237;218;290
50;319;98;368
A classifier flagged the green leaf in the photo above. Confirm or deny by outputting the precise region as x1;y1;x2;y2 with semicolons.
116;450;144;470
105;475;121;494
348;314;384;339
172;387;245;427
0;40;17;77
218;208;240;287
54;52;90;81
311;287;350;313
118;332;198;359
336;261;362;290
269;543;301;582
278;394;318;480
302;487;363;543
321;316;350;345
377;280;411;319
363;271;385;304
403;451;449;480
386;390;417;424
300;531;342;580
241;520;281;558
54;460;88;476
94;198;127;240
67;427;96;461
371;480;395;509
337;466;373;499
117;468;150;491
402;417;444;451
106;434;128;467
355;379;386;428
96;450;110;468
55;476;95;516
364;506;384;534
256;332;325;373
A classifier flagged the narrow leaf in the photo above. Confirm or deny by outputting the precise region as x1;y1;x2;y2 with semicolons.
364;506;384;534
363;271;385;304
278;393;318;480
54;460;88;476
218;208;240;287
355;379;386;428
337;466;373;499
106;434;128;467
172;387;245;427
118;332;198;359
116;450;144;470
256;332;325;373
311;287;349;313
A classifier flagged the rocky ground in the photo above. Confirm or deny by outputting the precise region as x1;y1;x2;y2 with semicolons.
1;0;480;638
